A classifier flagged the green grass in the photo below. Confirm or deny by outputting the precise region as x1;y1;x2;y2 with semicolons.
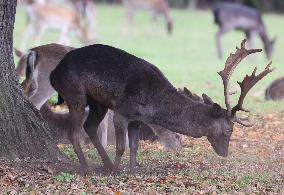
14;4;284;113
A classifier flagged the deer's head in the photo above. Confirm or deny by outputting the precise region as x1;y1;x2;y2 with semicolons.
264;37;276;59
190;40;273;157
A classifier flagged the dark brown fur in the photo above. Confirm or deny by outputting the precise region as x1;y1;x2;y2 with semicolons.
265;77;284;101
15;44;182;164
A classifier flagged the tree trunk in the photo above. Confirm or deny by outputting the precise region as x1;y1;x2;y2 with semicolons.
0;0;62;162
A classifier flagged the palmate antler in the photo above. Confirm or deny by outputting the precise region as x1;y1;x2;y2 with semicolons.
218;39;274;126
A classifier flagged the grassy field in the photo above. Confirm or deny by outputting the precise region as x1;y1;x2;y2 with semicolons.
14;4;284;113
5;4;283;194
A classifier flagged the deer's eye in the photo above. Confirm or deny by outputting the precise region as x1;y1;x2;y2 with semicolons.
224;129;231;136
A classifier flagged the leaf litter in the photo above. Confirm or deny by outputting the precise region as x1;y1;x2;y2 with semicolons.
0;112;283;194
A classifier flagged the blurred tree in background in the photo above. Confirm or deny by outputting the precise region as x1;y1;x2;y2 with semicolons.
93;0;284;12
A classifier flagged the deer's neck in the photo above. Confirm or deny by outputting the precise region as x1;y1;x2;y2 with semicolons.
152;89;208;138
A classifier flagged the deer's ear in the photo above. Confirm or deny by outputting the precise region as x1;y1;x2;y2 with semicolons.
202;94;214;105
211;103;222;118
14;48;23;58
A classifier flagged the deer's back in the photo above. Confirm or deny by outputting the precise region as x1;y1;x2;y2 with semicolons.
213;3;262;30
50;44;173;108
28;4;80;26
124;0;168;10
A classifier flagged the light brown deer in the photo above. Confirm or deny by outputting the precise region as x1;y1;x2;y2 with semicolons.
49;39;273;174
15;44;108;148
122;0;173;34
20;1;96;50
15;44;74;109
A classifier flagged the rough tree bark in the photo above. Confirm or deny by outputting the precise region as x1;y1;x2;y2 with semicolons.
0;0;62;162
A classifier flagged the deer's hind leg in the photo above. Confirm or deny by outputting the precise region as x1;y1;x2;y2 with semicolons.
128;121;141;174
112;112;128;173
216;29;225;59
83;100;113;170
66;95;89;175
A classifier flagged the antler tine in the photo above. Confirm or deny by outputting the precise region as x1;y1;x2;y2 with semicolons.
231;62;274;116
218;39;262;115
232;118;254;127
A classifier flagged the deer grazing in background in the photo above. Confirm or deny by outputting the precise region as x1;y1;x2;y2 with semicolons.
20;1;96;50
265;77;284;101
122;0;173;34
213;3;276;59
15;44;182;153
15;44;74;109
50;39;273;175
15;44;107;146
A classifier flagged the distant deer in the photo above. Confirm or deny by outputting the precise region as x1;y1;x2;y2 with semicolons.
20;1;96;50
122;0;173;34
15;44;182;157
50;39;273;174
213;3;276;59
265;77;284;101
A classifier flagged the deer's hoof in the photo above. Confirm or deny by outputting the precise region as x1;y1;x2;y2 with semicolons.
104;163;113;170
79;168;90;176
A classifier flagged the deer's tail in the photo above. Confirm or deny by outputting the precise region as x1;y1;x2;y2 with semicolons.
26;50;37;80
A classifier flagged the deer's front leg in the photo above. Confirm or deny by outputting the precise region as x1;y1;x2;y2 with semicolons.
34;23;47;46
128;121;140;174
20;22;35;50
216;27;232;59
58;24;70;45
112;112;128;173
216;30;224;59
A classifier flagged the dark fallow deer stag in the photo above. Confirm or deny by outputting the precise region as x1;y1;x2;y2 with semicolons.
50;39;273;174
213;3;276;59
15;44;182;164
